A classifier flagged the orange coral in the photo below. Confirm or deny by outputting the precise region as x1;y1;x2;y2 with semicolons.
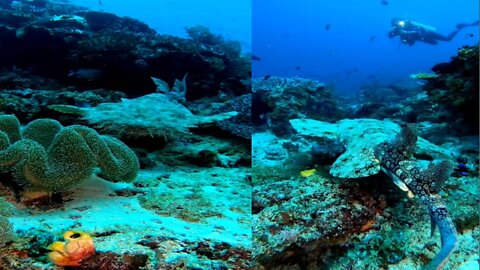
47;231;95;266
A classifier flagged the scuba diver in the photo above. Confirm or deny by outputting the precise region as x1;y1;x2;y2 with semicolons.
388;17;479;45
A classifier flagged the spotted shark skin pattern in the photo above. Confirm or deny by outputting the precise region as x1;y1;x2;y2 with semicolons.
374;125;457;270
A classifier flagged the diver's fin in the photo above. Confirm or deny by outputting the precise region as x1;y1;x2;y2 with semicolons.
457;20;479;29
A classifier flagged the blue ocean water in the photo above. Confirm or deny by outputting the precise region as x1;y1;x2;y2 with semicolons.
68;0;252;52
253;0;479;95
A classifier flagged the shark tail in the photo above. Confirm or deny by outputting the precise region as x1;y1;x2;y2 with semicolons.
424;195;458;270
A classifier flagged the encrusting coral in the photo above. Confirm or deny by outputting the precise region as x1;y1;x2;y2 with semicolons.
0;115;139;193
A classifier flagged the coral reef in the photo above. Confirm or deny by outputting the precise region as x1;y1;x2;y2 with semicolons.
252;172;390;269
68;252;149;270
421;45;479;134
0;2;250;100
252;77;347;136
0;89;125;124
211;94;252;139
0;115;139;193
352;46;478;137
0;2;252;269
0;164;251;269
352;83;425;122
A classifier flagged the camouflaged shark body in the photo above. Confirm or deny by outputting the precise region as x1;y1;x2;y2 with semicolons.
374;125;457;270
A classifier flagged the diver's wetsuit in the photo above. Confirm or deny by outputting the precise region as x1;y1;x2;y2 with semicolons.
389;18;479;45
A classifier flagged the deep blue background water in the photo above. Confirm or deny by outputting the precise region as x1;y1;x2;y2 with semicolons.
68;0;252;52
253;0;479;95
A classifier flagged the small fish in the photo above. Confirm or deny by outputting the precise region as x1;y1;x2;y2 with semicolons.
456;163;469;176
252;55;262;61
325;24;331;31
263;74;271;80
98;0;103;6
300;168;316;177
295;66;301;71
369;35;376;42
68;68;103;81
381;0;389;5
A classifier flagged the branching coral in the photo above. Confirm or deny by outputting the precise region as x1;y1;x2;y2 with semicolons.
0;115;139;193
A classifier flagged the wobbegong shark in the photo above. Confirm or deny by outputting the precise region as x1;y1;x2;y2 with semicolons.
290;119;457;270
374;125;456;270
